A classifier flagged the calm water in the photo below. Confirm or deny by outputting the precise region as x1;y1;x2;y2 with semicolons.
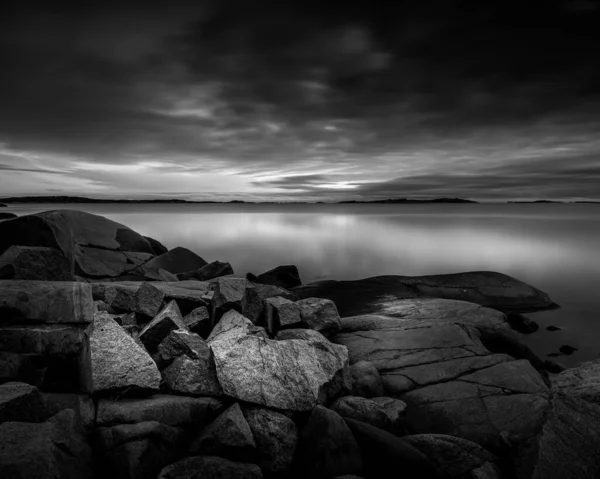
3;202;600;367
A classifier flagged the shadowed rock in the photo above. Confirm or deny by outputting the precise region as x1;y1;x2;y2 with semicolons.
265;296;302;334
134;246;207;275
350;360;384;398
111;282;165;318
331;396;394;432
158;456;263;479
139;301;188;354
0;212;17;220
211;277;262;324
297;297;342;336
0;246;71;281
178;260;234;281
251;264;302;289
0;382;47;424
182;306;211;338
162;354;223;397
143;236;168;256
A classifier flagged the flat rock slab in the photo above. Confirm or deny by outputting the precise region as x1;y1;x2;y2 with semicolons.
332;298;550;451
0;280;93;324
293;271;555;315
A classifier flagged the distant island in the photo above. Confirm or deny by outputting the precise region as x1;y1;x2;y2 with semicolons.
338;197;478;204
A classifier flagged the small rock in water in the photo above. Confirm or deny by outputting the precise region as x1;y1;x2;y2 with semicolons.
559;345;578;355
546;325;562;332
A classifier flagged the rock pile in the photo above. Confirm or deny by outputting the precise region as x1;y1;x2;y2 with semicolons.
0;209;597;479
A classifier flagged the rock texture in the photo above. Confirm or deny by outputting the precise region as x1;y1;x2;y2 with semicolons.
139;301;188;353
331;395;393;432
162;355;223;397
265;296;302;334
182;306;211;337
111;282;165;318
178;260;234;281
0;381;47;424
158;456;263;479
252;264;302;289
350;360;384;398
0;246;71;281
297;297;342;335
211;277;262;324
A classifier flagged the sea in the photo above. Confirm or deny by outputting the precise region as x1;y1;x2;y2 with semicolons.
3;202;599;368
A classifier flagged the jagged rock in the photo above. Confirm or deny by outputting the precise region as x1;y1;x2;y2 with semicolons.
0;280;93;324
0;382;47;424
95;421;186;479
0;246;71;281
211;334;351;411
182;306;211;337
265;296;302;334
403;434;498;479
157;330;208;366
111;282;165;318
252;282;299;302
297;297;342;336
293;271;556;315
331;396;393;432
252;264;302;289
350;360;384;398
79;312;161;393
162;355;223;397
190;403;256;461
134;247;207;275
96;394;224;428
298;405;362;478
370;397;408;434
344;418;442;479
244;407;298;473
178;260;234;281
42;393;95;430
0;409;92;479
139;301;188;353
332;298;550;451
275;328;329;342
143;236;168;256
158;456;263;479
211;277;262;324
207;310;257;344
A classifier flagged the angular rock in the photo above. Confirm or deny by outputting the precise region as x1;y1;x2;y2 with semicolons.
275;328;329;342
0;382;47;424
190;403;256;461
211;334;351;411
158;456;263;479
162;355;223;397
42;392;95;430
0;409;92;479
211;277;263;324
344;418;442;479
244;407;298;473
331;396;394;432
403;434;498;479
0;246;71;281
143;236;168;256
96;394;225;428
265;296;302;334
157;329;208;366
0;280;93;324
139;301;188;353
350;360;384;398
207;310;255;344
95;421;186;479
79;312;161;393
179;260;234;281
135;247;207;275
298;405;362;478
252;282;299;302
297;297;342;336
370;397;408;434
182;306;211;337
252;264;302;289
112;282;165;318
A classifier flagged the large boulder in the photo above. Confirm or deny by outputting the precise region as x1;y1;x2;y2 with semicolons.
332;298;550;452
251;264;302;289
0;280;93;324
133;246;207;275
297;297;342;336
182;306;211;338
265;296;302;334
210;334;351;411
350;360;384;398
297;405;362;478
293;271;556;315
211;277;263;324
0;409;92;479
0;246;71;281
158;456;263;479
139;301;188;354
79;312;161;393
0;382;47;424
96;394;224;428
244;407;298;474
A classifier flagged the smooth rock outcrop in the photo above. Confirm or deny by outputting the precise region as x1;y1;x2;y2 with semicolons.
0;280;93;323
251;264;302;289
265;296;302;334
211;334;351;411
158;456;263;479
0;382;47;424
350;360;384;398
79;312;161;393
134;246;207;275
297;297;342;336
139;301;188;353
0;246;71;281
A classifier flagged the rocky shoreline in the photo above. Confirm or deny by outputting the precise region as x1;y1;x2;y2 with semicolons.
0;209;599;478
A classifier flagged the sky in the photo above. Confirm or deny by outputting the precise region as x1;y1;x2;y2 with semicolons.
1;0;600;202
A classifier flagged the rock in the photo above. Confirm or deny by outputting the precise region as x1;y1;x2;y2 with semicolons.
207;310;256;344
0;382;47;424
470;462;503;479
275;328;329;342
0;212;17;220
265;296;302;334
332;298;551;451
0;351;47;387
544;359;566;374
331;396;394;432
370;397;407;434
350;360;384;398
118;312;138;327
179;260;234;281
190;403;256;461
403;434;497;479
0;409;92;479
134;246;207;275
0;246;71;281
96;394;225;428
79;312;161;393
252;282;299;302
211;334;351;411
111;282;165;318
344;418;442;479
95;421;186;479
0;280;93;324
252;264;302;289
244;407;298;473
211;277;262;324
297;297;342;336
293;271;556;315
42;392;95;430
0;210;158;279
182;306;211;337
298;405;363;478
143;236;168;256
158;456;263;479
139;301;188;353
559;344;578;355
506;313;539;334
157;329;209;366
546;325;562;331
162;355;223;397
